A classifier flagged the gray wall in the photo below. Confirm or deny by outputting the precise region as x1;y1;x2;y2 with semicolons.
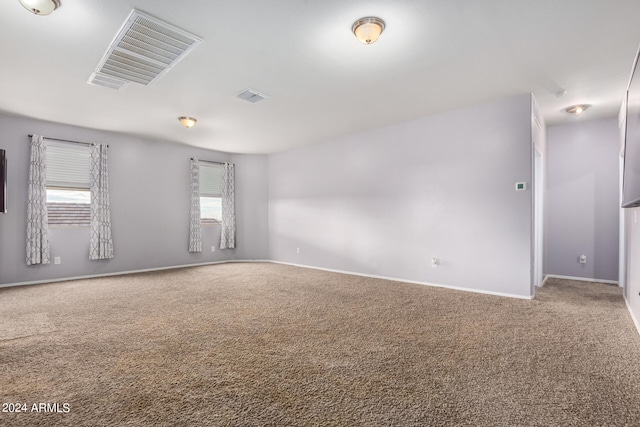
0;113;269;286
546;118;619;281
268;94;534;297
232;153;270;260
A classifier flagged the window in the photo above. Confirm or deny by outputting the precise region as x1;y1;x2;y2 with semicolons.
45;141;91;227
199;162;222;224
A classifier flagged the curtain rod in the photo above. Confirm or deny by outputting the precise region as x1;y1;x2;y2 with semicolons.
191;158;227;166
28;134;108;147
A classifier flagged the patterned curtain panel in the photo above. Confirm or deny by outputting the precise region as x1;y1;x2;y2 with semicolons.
220;162;236;249
189;158;202;252
26;134;50;265
89;144;114;260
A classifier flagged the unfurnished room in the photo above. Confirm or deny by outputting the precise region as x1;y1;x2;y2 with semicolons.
1;1;640;426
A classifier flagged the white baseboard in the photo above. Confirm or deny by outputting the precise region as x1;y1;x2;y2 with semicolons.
270;261;533;300
0;259;271;289
3;260;632;333
0;258;548;301
625;297;640;336
544;274;619;285
539;275;551;287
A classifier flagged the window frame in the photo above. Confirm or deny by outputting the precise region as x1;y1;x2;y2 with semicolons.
45;140;92;228
199;163;223;225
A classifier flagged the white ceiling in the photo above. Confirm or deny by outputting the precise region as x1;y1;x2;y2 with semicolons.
1;0;640;154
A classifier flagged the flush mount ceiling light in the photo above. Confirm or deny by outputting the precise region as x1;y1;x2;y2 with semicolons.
352;17;385;44
18;0;60;15
565;104;591;115
178;117;197;128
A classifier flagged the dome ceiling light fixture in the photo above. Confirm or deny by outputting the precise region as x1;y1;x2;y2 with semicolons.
565;104;591;115
18;0;60;15
352;16;385;45
178;116;197;128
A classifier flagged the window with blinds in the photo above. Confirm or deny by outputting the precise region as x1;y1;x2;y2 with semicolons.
199;162;222;223
45;140;91;227
46;141;91;189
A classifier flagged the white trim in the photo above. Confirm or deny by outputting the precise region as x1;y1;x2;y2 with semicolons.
539;274;551;287
4;261;634;333
0;259;536;300
544;274;619;285
270;261;533;300
625;297;640;336
0;259;271;289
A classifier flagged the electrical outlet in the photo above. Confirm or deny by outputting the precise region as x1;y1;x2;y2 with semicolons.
211;246;216;252
579;254;587;264
431;258;439;268
296;247;300;254
54;257;61;265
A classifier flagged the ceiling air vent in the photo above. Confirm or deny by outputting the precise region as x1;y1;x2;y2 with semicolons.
236;88;269;103
88;9;201;89
88;72;127;90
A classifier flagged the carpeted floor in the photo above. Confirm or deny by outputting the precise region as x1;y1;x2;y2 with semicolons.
1;263;639;426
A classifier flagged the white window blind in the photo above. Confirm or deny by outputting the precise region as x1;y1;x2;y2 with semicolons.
199;163;222;197
46;141;91;189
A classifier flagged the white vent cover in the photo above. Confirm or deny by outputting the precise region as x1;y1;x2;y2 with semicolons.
236;88;269;103
88;72;127;90
88;10;201;89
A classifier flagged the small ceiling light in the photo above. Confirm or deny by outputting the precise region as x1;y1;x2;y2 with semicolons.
352;17;385;45
18;0;60;15
178;116;197;128
565;104;591;115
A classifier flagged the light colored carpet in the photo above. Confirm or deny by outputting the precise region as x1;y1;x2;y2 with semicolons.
1;262;639;426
